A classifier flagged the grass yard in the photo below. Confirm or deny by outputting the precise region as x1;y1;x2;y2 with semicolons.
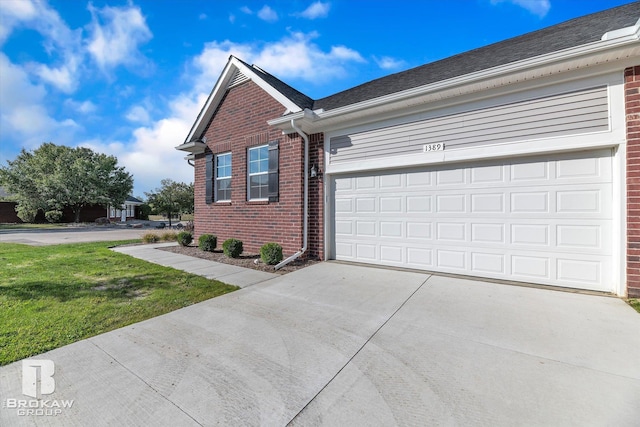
629;299;640;314
0;241;238;365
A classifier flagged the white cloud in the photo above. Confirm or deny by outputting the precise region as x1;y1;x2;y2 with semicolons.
125;105;152;124
81;94;200;194
257;5;278;22
240;6;253;15
193;32;365;87
0;53;78;150
86;3;153;71
490;0;550;17
65;99;98;114
297;2;331;19
374;56;406;70
0;0;38;44
198;13;207;20
0;0;82;93
229;14;236;23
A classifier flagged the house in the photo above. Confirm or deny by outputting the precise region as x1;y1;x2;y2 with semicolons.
177;3;640;297
0;186;142;223
107;196;144;222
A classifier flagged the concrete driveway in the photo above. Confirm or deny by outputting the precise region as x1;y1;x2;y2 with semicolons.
1;263;639;426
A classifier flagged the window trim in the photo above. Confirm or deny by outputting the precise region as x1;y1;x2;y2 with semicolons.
214;152;232;202
247;145;269;201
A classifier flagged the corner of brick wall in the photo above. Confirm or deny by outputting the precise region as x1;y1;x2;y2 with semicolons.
625;65;640;298
192;80;326;259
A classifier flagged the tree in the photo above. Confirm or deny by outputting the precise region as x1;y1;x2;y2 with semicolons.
145;179;194;226
0;143;133;223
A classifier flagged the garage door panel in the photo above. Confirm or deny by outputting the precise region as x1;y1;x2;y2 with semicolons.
332;149;613;292
471;223;505;244
471;252;506;274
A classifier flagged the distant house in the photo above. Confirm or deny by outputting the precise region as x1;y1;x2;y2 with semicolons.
107;196;144;222
0;187;143;223
177;4;640;297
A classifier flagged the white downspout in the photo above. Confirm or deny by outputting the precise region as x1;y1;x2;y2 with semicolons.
275;119;309;270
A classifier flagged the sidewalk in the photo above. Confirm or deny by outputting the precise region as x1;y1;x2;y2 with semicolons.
111;243;279;288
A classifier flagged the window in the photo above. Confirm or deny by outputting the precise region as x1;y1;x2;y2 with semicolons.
248;145;269;200
215;153;232;201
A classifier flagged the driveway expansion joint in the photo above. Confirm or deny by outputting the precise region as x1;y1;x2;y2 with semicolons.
286;273;433;425
88;339;204;426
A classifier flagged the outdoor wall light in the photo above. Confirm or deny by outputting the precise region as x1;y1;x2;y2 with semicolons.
310;164;318;178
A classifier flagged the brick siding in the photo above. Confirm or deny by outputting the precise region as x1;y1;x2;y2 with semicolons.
194;80;324;259
625;65;640;298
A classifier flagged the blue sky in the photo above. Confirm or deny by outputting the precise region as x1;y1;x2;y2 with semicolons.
0;0;633;197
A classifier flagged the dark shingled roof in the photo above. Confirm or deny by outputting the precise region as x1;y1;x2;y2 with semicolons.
236;57;315;110
126;196;144;203
312;2;640;111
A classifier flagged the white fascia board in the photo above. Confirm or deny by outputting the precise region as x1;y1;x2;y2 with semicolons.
182;56;303;145
175;141;207;154
267;108;318;133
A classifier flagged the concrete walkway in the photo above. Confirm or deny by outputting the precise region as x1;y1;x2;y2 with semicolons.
1;251;640;425
112;243;279;288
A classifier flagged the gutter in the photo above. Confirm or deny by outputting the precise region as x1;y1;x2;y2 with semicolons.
275;119;309;270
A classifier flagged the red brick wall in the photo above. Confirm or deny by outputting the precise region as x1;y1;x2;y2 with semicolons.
0;202;107;223
625;65;640;298
194;80;324;259
0;201;20;223
308;132;324;259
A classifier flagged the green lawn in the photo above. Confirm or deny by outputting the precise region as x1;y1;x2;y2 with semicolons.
0;241;238;365
629;299;640;314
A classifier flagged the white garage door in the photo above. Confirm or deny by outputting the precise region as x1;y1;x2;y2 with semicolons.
332;149;613;292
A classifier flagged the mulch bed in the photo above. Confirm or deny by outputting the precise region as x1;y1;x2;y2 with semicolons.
158;245;318;274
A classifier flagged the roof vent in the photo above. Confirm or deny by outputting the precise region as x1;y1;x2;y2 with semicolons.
229;70;249;87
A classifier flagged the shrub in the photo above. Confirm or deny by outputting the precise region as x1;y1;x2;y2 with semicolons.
260;242;283;265
16;205;38;223
177;231;193;246
142;233;159;243
222;238;243;258
160;231;178;241
198;234;217;252
44;210;63;223
137;203;151;220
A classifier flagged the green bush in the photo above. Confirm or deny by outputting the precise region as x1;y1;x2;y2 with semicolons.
44;210;63;223
177;231;193;246
160;231;178;241
198;234;217;252
260;242;283;265
16;205;38;223
222;238;243;258
137;203;152;220
142;233;159;243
